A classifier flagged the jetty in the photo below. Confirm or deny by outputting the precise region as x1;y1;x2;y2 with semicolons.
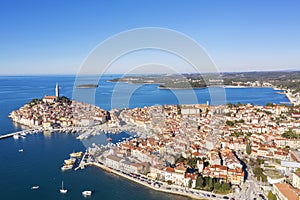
0;128;43;140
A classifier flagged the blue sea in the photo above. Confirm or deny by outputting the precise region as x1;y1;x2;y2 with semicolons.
0;75;289;200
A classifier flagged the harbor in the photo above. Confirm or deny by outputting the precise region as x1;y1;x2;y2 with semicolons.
0;75;295;200
0;128;43;140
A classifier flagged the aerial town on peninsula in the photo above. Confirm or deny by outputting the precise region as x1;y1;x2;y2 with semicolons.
8;82;300;200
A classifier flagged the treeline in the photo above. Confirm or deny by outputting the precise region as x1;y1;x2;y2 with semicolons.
109;71;300;92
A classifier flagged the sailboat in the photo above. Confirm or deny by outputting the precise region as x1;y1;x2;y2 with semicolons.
60;181;68;194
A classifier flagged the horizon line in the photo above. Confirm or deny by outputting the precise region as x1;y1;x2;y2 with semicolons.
0;69;299;76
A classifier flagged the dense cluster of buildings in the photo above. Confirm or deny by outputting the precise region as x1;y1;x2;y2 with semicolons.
9;83;300;198
9;84;108;128
96;104;245;189
220;104;300;160
90;102;300;198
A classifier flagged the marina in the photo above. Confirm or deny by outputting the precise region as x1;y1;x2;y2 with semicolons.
0;128;43;140
61;152;83;171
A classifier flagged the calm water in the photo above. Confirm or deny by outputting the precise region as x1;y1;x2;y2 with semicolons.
0;75;289;200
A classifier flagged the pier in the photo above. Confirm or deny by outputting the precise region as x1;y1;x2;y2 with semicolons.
75;151;89;171
0;126;92;141
0;128;43;140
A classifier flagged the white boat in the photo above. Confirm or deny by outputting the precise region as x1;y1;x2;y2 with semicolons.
82;190;92;197
13;134;19;139
64;158;76;165
20;132;27;136
70;151;83;158
60;181;68;194
61;164;73;171
31;186;39;190
18;149;24;152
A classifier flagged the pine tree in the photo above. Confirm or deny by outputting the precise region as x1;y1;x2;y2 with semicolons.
246;142;251;155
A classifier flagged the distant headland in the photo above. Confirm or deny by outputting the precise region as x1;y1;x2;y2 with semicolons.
109;71;300;105
75;84;98;89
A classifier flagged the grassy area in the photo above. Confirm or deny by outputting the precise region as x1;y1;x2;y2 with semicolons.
264;170;284;179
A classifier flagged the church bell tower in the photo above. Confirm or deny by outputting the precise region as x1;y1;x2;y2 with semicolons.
55;83;59;98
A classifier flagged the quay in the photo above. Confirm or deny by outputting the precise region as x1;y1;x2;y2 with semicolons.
0;128;43;140
86;161;226;200
75;151;88;171
0;126;92;141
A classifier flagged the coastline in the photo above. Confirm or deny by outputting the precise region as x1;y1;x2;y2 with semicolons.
285;92;298;105
158;86;206;90
107;80;281;90
87;162;220;200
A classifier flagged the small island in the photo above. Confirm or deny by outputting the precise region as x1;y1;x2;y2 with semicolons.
75;84;98;89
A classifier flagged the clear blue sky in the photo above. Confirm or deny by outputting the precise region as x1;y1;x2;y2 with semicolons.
0;0;299;74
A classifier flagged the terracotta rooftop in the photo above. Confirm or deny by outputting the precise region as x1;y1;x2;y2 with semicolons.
274;183;300;200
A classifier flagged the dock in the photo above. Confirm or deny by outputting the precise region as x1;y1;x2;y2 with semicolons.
75;151;88;171
0;128;43;140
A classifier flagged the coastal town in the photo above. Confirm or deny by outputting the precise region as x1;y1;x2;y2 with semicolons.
8;82;300;200
9;84;108;129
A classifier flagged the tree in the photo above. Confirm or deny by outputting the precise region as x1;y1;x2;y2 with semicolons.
253;167;267;182
177;104;181;115
267;191;272;199
187;157;198;169
227;103;233;108
188;179;192;188
208;177;213;191
176;155;186;164
246;142;251;155
214;182;221;190
204;177;210;189
196;176;204;188
204;161;210;168
60;96;71;104
230;131;241;137
226;120;235;126
266;102;273;107
220;182;230;192
282;128;299;139
268;191;277;200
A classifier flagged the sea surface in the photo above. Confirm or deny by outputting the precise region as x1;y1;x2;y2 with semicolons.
0;75;289;200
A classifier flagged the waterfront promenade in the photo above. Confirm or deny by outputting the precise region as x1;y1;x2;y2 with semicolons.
79;161;232;200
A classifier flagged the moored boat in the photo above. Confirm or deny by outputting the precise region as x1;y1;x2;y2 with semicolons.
82;190;92;197
61;164;73;171
13;134;19;139
70;151;83;158
64;158;76;165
